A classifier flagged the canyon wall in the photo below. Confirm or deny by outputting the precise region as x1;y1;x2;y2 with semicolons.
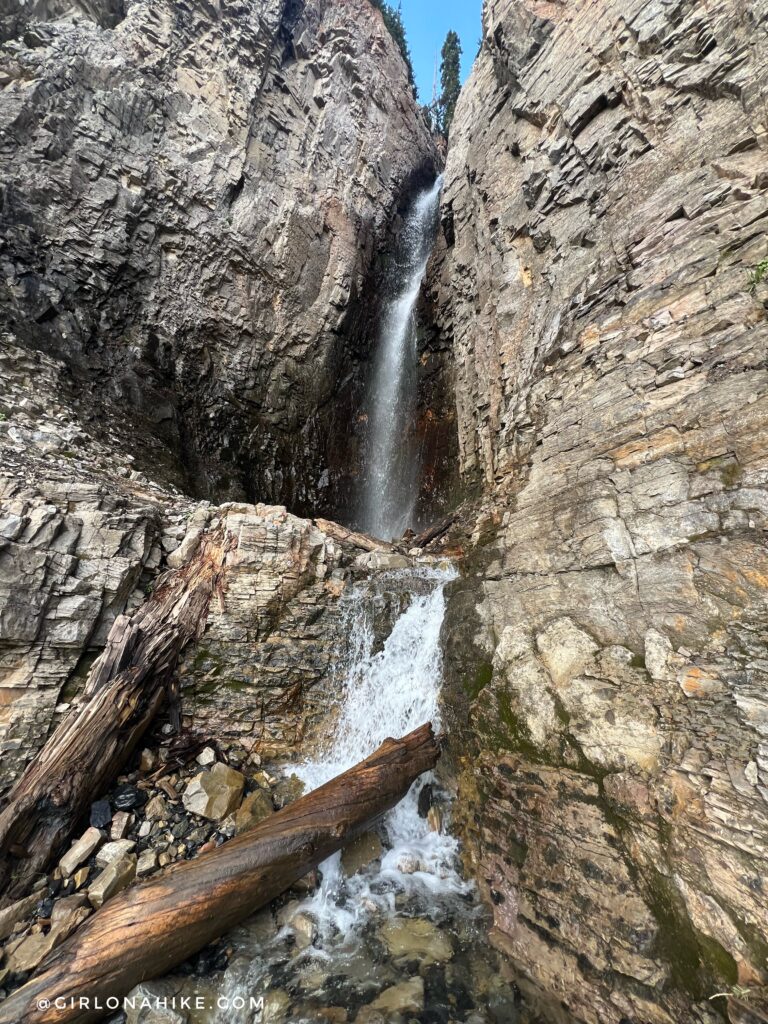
434;1;768;1022
0;0;434;788
0;0;437;516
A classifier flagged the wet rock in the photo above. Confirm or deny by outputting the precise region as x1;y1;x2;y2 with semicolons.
381;918;453;966
182;763;244;821
95;839;137;869
355;552;412;571
233;790;274;834
368;977;424;1015
113;786;148;812
87;853;137;908
89;800;112;829
341;833;383;876
261;989;292;1024
59;826;103;878
272;774;305;810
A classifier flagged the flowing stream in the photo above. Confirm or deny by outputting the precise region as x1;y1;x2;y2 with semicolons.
210;568;522;1023
359;177;443;541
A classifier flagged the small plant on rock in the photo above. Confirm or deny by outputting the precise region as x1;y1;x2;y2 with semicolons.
748;255;768;293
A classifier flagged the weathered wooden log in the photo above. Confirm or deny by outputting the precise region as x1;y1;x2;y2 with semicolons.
413;514;456;549
0;529;231;902
0;724;440;1024
314;517;394;552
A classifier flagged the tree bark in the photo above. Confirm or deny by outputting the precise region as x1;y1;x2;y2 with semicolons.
0;724;440;1024
314;518;394;552
0;529;231;903
412;515;456;549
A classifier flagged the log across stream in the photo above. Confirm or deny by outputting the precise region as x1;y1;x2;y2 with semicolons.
0;726;440;1024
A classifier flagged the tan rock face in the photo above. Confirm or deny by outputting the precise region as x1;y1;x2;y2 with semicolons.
434;0;768;1021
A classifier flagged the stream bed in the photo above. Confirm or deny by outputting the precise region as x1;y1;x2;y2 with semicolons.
123;567;536;1024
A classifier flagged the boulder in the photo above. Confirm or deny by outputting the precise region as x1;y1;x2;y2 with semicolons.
369;977;424;1015
182;763;245;820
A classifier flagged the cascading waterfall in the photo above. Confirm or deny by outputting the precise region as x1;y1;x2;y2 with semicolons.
293;565;469;943
359;176;443;541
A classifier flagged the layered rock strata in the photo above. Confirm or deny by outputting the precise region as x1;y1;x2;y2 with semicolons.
433;1;768;1021
0;0;437;515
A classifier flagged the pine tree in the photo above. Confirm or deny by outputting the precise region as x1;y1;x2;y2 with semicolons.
372;0;416;94
439;30;462;136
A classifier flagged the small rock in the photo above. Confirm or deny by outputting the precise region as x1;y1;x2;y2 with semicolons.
113;785;147;811
51;894;88;923
182;763;244;821
89;800;112;829
233;790;274;834
260;989;292;1024
88;854;137;908
290;911;317;950
341;832;383;876
158;852;172;867
73;867;90;890
139;749;157;773
138;821;152;839
369;977;424;1014
95;839;137;869
143;795;169;821
5;929;57;973
427;806;442;832
272;773;305;809
196;746;217;767
110;811;131;840
59;826;103;878
381;918;453;965
394;852;422;874
136;849;159;877
0;893;40;941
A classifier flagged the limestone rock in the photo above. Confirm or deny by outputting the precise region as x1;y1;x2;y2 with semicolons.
433;1;768;1020
233;790;274;835
59;826;103;878
87;853;137;908
182;763;244;821
341;833;383;876
381;918;453;966
369;977;424;1015
95;839;137;869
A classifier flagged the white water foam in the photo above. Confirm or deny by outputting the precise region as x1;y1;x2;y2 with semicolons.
291;564;470;950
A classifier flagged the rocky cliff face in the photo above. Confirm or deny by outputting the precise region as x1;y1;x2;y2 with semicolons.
0;0;437;516
0;0;436;789
433;1;768;1021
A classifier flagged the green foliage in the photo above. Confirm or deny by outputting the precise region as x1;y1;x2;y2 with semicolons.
439;29;462;136
371;0;416;94
748;255;768;293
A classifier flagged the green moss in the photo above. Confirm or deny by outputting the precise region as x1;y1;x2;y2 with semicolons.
466;661;493;699
748;255;768;293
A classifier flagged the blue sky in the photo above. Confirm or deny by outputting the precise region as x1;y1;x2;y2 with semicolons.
399;0;483;103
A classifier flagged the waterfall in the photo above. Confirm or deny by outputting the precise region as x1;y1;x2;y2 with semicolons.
359;176;443;541
293;565;469;942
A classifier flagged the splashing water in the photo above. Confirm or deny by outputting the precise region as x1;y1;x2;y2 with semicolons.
292;564;470;947
360;177;444;541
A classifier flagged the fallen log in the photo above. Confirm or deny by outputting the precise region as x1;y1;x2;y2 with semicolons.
0;528;231;903
0;724;440;1024
413;514;456;549
314;517;394;552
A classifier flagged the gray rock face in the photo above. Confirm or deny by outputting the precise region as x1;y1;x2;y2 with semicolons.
0;0;437;515
433;1;768;1021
